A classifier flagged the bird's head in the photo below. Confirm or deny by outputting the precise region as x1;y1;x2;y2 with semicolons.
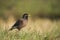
22;13;29;20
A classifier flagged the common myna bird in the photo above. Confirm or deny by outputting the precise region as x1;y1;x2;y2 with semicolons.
9;13;29;31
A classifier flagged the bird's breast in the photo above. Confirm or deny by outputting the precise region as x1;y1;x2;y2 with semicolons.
22;20;28;27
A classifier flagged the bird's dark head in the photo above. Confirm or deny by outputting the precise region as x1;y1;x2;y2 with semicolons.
22;13;28;20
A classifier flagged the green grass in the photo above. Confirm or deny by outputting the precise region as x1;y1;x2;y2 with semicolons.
0;25;60;40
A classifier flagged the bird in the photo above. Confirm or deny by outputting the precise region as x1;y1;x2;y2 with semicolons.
9;13;29;31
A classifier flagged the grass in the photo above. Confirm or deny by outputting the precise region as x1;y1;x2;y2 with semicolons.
0;17;60;40
0;27;60;40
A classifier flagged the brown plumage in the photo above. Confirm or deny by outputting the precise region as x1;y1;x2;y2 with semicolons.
9;13;28;31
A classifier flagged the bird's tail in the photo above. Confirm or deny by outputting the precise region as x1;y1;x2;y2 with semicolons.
9;26;16;31
9;27;14;31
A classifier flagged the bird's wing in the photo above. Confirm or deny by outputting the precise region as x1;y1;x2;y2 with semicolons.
9;19;23;31
12;19;23;27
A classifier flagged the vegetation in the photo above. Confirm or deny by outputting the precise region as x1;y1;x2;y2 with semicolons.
0;25;60;40
0;0;60;18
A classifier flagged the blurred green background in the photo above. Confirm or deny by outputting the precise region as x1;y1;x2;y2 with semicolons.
0;0;60;19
